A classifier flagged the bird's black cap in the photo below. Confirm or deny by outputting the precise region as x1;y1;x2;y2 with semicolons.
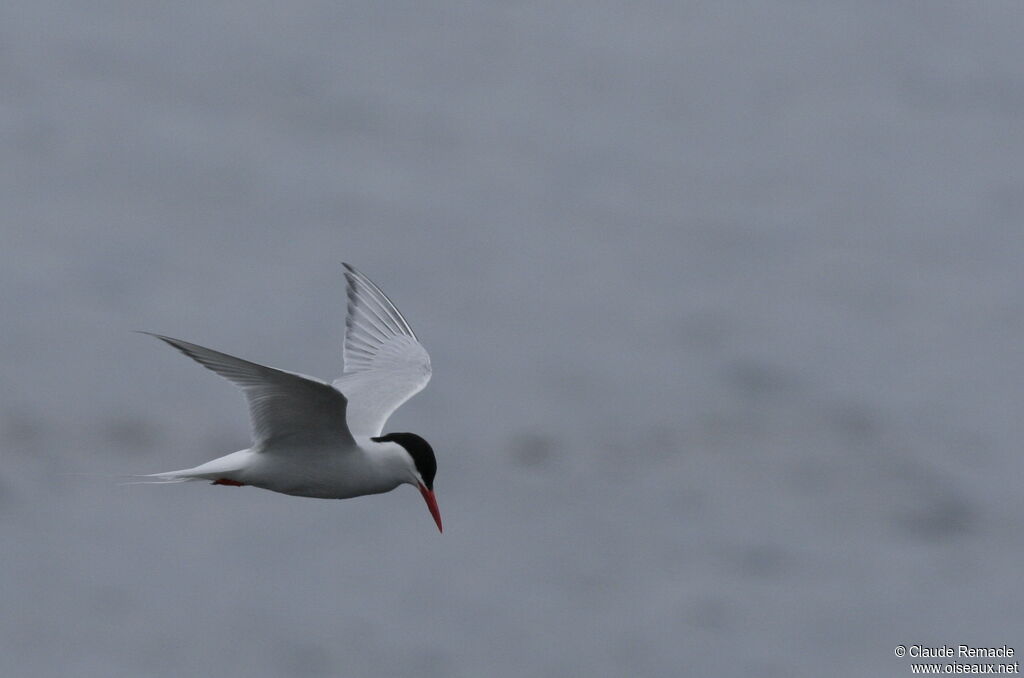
372;432;437;490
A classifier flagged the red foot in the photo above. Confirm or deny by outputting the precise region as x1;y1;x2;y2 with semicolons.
212;478;245;487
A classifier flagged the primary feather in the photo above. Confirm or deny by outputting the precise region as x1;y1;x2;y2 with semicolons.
334;263;432;437
140;333;355;448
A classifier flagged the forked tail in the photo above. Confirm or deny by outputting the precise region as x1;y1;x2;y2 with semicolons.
125;450;255;486
117;473;196;486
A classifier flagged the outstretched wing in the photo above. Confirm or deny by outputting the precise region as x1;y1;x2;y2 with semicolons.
332;263;432;437
143;333;356;449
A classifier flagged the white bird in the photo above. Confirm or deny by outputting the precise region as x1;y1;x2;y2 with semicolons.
139;263;442;532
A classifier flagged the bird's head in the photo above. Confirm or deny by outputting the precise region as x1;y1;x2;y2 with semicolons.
372;432;442;533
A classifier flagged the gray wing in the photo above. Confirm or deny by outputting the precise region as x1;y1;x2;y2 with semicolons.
332;263;432;438
143;333;356;448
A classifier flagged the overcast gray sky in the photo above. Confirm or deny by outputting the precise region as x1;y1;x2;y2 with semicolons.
2;3;1023;677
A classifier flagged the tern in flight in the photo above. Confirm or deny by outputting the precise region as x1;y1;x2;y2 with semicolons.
139;263;442;532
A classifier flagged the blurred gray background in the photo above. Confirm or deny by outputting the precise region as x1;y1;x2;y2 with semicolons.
2;3;1022;677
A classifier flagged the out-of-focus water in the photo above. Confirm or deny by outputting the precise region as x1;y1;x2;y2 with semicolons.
2;3;1023;676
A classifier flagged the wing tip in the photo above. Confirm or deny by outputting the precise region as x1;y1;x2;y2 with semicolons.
343;264;417;340
135;330;175;345
137;331;187;349
341;263;362;307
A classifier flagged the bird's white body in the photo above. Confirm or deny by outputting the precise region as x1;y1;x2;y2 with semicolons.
140;263;443;530
157;439;413;499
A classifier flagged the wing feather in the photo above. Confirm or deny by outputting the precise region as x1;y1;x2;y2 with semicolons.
334;264;431;437
143;333;355;448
